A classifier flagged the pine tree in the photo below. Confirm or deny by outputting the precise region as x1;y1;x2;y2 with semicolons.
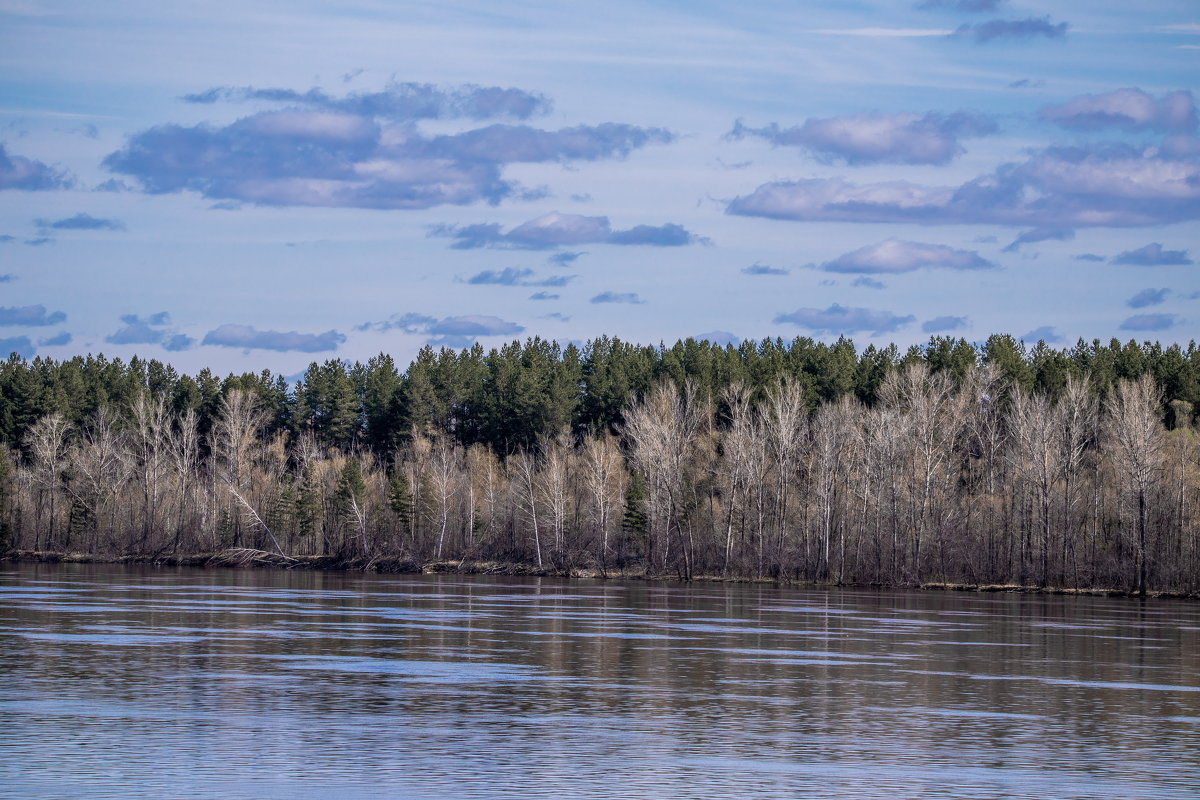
294;462;322;551
335;458;370;556
336;459;366;507
387;469;413;532
622;471;648;539
267;479;296;548
297;361;360;451
359;354;403;453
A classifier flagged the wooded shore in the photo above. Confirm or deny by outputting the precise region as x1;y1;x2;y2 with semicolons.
3;335;1199;597
6;548;1197;600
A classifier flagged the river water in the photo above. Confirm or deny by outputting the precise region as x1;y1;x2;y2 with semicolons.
0;563;1197;799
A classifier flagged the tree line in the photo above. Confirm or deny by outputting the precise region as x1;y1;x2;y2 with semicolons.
1;333;1198;593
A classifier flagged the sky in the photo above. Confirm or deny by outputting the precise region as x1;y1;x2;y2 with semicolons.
0;0;1197;377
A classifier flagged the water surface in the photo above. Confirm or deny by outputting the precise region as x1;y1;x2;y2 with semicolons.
1;563;1197;799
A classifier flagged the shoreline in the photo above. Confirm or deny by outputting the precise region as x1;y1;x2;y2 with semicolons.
3;548;1196;600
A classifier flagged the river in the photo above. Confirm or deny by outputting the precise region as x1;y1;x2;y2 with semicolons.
1;563;1197;799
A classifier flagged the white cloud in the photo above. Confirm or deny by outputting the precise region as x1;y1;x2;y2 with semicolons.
821;239;994;273
774;304;914;335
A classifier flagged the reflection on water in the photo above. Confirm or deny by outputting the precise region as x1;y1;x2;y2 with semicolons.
1;563;1197;799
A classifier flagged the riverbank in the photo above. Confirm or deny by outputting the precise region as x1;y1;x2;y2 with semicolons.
4;547;706;580
4;548;1197;599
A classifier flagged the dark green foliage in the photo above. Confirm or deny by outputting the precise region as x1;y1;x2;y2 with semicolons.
854;344;897;405
402;346;443;434
194;368;224;441
622;471;648;537
267;480;296;540
296;360;360;449
1029;341;1073;397
577;336;657;436
170;375;202;419
387;469;413;530
335;457;370;556
983;334;1034;392
478;337;580;451
357;354;404;453
0;336;1198;460
66;493;92;550
924;336;978;384
336;458;367;513
1155;345;1195;408
294;463;322;544
1168;399;1194;431
816;336;859;402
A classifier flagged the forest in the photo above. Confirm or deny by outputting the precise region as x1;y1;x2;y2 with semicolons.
1;333;1198;594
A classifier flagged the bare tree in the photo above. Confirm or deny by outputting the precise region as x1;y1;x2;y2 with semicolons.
580;432;625;569
211;389;270;549
1058;375;1097;586
1103;374;1165;594
407;431;432;553
809;396;860;582
624;380;707;577
293;431;323;474
167;407;203;553
878;364;968;582
1007;387;1064;586
537;430;572;562
24;413;71;551
761;376;806;569
426;430;461;560
959;365;1009;581
718;383;754;576
509;449;543;568
464;444;503;555
129;393;172;552
1164;401;1198;589
859;404;903;582
66;407;128;553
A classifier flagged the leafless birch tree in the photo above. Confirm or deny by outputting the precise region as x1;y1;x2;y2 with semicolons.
1103;374;1165;594
580;432;624;567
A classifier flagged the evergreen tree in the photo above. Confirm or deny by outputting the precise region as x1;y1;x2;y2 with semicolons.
387;469;414;533
294;463;322;549
923;336;978;385
359;354;403;453
335;457;370;555
335;459;366;514
267;479;296;546
854;344;896;405
403;347;443;434
815;336;858;402
983;334;1033;391
296;360;360;450
622;471;649;540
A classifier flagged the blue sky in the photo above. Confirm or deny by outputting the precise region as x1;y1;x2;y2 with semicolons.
1;0;1197;375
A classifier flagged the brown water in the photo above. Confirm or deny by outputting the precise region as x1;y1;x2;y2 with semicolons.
0;563;1197;799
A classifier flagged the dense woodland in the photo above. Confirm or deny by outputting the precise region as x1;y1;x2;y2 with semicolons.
1;334;1198;593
